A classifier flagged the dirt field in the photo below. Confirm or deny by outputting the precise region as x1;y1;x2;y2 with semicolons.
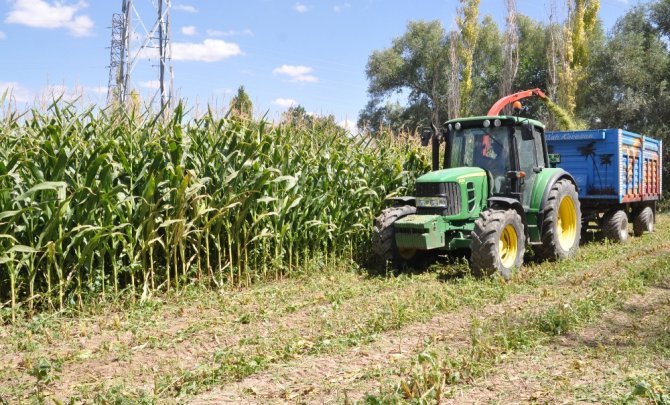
1;216;669;404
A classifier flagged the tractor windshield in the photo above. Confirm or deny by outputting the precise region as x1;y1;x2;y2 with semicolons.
448;126;512;193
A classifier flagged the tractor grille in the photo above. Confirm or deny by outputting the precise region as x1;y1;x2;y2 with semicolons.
416;182;462;216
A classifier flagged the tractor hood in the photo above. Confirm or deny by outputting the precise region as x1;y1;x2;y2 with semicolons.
416;166;487;184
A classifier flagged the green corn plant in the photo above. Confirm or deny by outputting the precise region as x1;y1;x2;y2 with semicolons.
0;100;428;321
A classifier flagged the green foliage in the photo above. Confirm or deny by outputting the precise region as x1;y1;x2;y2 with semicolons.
557;0;601;116
579;1;670;183
363;20;450;130
228;86;253;119
457;0;481;116
0;101;429;319
651;0;670;34
470;16;503;115
281;104;346;135
626;380;670;404
358;100;429;135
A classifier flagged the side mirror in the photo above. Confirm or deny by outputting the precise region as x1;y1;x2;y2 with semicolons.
521;123;535;141
420;127;432;147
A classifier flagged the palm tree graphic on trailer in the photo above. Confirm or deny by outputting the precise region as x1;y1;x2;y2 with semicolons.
577;141;603;192
599;154;614;190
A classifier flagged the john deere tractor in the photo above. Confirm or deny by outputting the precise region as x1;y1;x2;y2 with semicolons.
373;89;581;279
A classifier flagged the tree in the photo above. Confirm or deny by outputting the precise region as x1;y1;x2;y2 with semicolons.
470;16;504;115
557;0;601;116
514;15;553;123
229;86;253;119
650;0;670;34
501;0;520;106
457;0;481;116
578;3;670;183
364;20;450;130
282;105;346;135
357;99;430;134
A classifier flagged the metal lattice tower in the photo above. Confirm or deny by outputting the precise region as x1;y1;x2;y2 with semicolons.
107;0;173;111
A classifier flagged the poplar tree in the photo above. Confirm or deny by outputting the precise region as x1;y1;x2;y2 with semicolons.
557;0;600;115
457;0;481;116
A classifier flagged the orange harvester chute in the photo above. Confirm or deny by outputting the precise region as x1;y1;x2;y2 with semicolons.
487;88;548;116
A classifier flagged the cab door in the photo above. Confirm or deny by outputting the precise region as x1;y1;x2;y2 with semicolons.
513;125;546;208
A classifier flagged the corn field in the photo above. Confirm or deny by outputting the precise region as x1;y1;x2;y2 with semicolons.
0;101;428;320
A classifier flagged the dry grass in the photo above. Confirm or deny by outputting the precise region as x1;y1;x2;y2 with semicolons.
1;215;668;403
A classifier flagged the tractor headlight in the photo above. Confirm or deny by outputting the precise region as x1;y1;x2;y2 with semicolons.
416;197;449;207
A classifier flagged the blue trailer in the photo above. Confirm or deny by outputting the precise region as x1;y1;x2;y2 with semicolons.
545;128;662;242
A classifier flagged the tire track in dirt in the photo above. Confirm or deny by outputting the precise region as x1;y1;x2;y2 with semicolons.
451;279;670;404
189;246;670;404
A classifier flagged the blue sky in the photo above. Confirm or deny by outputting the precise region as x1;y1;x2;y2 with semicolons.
0;0;644;129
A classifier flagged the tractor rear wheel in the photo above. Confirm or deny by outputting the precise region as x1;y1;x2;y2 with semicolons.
633;206;655;236
470;209;525;280
603;210;629;242
536;179;581;261
602;210;629;242
372;205;417;267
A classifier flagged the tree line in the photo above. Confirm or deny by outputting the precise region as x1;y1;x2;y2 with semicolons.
358;0;670;147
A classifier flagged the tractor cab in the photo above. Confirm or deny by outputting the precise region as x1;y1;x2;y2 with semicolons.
432;116;549;208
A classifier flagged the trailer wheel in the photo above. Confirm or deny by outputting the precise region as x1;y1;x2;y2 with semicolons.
470;209;525;280
537;179;582;261
372;205;418;267
633;206;655;236
602;210;629;243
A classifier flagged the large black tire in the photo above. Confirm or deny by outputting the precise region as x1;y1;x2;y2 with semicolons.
372;205;418;267
470;209;525;280
633;206;655;236
536;179;582;261
602;210;629;243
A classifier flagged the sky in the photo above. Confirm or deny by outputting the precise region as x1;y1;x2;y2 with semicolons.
0;0;647;130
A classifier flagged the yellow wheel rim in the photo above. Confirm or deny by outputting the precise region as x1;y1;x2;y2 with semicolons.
499;224;518;268
557;196;577;250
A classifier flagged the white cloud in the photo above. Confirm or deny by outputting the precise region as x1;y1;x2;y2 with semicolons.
273;64;318;83
140;80;161;89
172;39;242;62
0;82;32;103
338;119;359;135
39;84;82;102
333;2;351;12
5;0;94;37
294;3;309;13
0;31;6;40
181;25;197;36
175;3;198;13
206;28;254;37
85;86;107;95
273;98;297;108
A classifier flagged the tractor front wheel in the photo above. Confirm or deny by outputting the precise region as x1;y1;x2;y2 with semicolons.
536;179;581;261
372;205;418;268
470;209;525;280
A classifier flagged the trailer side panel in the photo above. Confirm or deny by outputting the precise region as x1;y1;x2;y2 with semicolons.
545;129;661;203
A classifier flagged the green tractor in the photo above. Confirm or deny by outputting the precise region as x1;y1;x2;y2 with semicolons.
373;89;581;279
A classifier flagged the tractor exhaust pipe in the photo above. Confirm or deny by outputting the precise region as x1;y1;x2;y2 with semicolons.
420;126;441;171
